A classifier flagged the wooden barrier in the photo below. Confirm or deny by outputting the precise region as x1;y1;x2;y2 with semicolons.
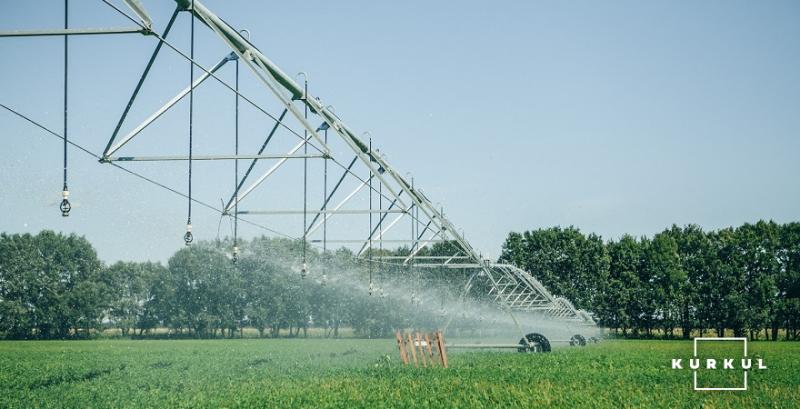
395;330;448;368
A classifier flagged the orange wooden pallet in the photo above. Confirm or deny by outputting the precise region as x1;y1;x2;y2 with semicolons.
396;330;448;368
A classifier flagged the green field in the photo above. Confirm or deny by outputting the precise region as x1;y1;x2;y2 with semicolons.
1;339;798;408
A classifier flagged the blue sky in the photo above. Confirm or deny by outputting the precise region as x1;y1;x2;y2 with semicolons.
1;0;798;263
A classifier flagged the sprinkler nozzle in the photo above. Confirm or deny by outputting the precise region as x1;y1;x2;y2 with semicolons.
60;189;71;217
183;224;193;246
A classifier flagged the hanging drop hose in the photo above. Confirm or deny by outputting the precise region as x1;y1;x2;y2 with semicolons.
232;56;240;262
415;197;421;305
60;0;71;217
232;29;249;262
322;125;328;286
300;75;309;279
379;175;385;298
368;137;373;296
410;178;416;304
184;0;195;246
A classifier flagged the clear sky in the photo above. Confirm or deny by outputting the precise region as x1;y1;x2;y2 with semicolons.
1;0;798;264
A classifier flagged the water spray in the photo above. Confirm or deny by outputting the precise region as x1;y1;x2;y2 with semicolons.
0;0;601;351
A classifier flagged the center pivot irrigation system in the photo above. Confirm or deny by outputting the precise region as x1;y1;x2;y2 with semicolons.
0;0;598;351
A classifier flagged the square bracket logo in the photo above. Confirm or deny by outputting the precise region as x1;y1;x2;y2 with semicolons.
693;337;747;391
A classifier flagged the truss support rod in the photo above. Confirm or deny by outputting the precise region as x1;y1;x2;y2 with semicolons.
106;154;324;161
355;194;404;256
412;220;433;251
378;256;470;260
104;0;319;155
306;156;357;229
187;4;330;156
179;1;412;217
325;125;411;216
223;108;288;210
177;0;299;94
498;264;556;304
238;209;405;215
104;52;236;158
499;283;524;305
401;218;433;263
357;212;405;257
309;239;444;244
405;219;434;261
0;27;148;37
509;288;542;307
249;56;331;158
510;292;533;308
102;8;179;157
224;138;308;212
306;178;372;236
444;252;464;264
403;229;443;264
411;263;484;268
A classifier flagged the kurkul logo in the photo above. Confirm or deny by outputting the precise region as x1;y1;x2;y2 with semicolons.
670;337;767;391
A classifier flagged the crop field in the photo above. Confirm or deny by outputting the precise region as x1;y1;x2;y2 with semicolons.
1;339;798;408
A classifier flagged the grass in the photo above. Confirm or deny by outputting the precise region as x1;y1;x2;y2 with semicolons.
96;326;358;339
0;338;798;408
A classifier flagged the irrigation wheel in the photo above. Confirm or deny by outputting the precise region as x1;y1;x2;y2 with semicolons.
517;333;551;353
569;334;587;346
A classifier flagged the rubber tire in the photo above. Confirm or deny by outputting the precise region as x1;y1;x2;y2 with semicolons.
569;334;587;346
517;333;551;353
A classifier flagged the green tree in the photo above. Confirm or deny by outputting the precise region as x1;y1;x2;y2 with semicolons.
705;228;747;337
778;222;800;339
499;226;609;311
168;244;236;337
602;235;642;335
107;261;165;336
0;231;107;339
735;222;778;340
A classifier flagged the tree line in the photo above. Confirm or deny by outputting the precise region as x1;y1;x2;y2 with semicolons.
499;220;800;340
3;220;798;341
0;231;471;340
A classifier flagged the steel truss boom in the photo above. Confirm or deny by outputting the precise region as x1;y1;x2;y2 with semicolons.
175;0;594;326
0;0;595;329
